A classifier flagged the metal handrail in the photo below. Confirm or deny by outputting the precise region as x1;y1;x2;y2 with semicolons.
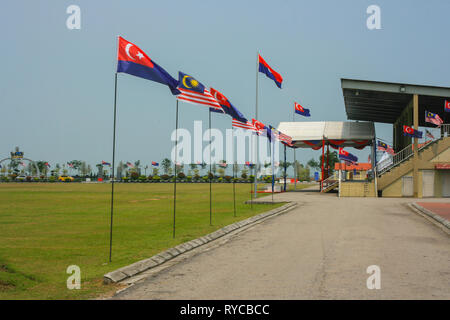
321;172;338;191
377;124;449;176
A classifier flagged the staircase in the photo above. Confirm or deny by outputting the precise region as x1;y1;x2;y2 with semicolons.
377;125;450;191
321;172;339;193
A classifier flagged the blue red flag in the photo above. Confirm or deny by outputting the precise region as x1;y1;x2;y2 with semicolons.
338;148;358;164
152;161;159;166
209;88;247;123
445;100;450;112
102;161;111;166
117;36;180;95
258;54;283;88
403;125;423;139
294;102;310;117
252;119;266;136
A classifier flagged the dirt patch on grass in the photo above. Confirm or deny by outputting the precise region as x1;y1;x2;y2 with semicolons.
0;264;12;273
0;280;15;291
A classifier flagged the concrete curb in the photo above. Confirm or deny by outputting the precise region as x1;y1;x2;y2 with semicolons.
409;203;450;231
103;202;297;284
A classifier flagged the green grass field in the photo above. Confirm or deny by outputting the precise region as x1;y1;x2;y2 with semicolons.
0;182;293;300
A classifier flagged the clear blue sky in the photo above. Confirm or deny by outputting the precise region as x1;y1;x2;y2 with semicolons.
1;0;449;173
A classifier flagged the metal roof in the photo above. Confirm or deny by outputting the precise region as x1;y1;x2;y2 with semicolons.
277;121;375;148
341;78;450;126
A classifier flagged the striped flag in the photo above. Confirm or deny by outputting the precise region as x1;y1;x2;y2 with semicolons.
377;141;394;155
102;160;111;166
232;119;258;132
151;161;159;166
126;162;134;168
425;111;443;127
278;132;293;146
176;72;222;110
426;129;435;139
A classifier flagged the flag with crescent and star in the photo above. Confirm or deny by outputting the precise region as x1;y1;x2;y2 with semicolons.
445;100;450;112
116;36;180;95
338;148;358;164
403;125;423;139
208;88;247;123
176;72;222;110
294;102;310;117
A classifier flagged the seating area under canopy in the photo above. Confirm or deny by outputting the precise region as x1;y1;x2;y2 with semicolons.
277;121;376;191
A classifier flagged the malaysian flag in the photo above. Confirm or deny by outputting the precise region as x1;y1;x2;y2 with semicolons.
426;129;435;139
269;126;292;146
126;162;134;168
232;119;258;132
176;72;221;110
377;140;394;155
425;111;443;127
67;162;74;168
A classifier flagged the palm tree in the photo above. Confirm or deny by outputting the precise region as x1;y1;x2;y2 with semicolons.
134;160;141;175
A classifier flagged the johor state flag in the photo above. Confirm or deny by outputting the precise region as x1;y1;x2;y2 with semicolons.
117;36;180;95
403;125;423;139
445;100;450;112
338;148;358;164
425;111;443;127
209;88;247;123
252;119;266;136
151;161;159;166
294;102;310;117
245;161;254;168
177;72;222;110
258;54;283;88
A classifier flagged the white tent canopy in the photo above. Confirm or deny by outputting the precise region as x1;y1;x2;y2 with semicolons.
277;121;375;149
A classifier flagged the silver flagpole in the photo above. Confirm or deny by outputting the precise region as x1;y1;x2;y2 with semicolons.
293;102;297;190
254;51;259;200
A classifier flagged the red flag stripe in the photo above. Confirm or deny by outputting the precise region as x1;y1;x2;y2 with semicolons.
177;88;222;109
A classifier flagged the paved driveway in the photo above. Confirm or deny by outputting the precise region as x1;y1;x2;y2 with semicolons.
113;191;450;299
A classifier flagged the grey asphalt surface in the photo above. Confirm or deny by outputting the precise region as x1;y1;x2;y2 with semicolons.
113;188;450;299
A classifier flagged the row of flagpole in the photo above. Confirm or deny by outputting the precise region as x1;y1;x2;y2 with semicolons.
108;36;298;261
